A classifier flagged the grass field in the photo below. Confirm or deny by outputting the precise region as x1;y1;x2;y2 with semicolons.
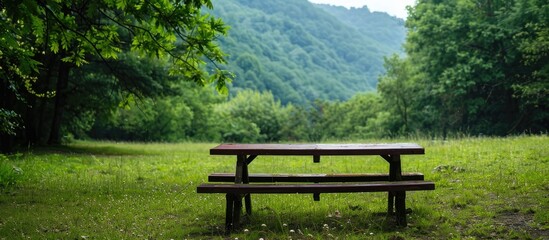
0;136;548;239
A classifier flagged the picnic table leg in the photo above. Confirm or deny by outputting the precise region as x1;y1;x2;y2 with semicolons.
225;193;235;233
243;162;252;215
388;154;407;225
233;194;242;229
235;155;245;183
234;155;251;228
395;191;407;226
388;191;395;214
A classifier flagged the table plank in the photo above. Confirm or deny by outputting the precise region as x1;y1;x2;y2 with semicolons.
210;143;424;156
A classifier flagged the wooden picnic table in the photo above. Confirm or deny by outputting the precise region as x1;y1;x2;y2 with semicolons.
199;143;434;232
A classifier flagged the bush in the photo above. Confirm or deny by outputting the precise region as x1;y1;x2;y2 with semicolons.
217;90;284;142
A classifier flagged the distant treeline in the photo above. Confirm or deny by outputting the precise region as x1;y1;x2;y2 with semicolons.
85;89;409;142
87;89;397;143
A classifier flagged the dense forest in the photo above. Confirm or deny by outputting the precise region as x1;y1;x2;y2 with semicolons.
1;0;547;152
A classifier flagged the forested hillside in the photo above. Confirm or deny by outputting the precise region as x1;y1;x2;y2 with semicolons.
210;0;406;104
314;4;406;53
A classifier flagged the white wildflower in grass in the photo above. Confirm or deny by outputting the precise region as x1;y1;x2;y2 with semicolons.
261;223;267;227
259;238;264;240
283;223;287;227
290;229;295;233
370;232;374;235
244;229;249;234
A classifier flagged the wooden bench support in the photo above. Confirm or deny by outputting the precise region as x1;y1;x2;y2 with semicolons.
197;181;434;232
313;155;320;163
313;193;320;201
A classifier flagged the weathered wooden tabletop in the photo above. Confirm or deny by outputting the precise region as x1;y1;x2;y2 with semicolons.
210;143;425;156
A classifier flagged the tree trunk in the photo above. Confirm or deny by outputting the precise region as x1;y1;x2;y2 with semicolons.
0;77;15;153
25;95;38;146
48;61;71;145
37;53;58;144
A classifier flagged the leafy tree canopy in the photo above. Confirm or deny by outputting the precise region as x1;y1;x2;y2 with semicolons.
1;0;231;92
400;0;548;135
0;0;231;150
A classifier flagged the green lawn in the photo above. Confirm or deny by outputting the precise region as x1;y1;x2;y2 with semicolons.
1;136;548;239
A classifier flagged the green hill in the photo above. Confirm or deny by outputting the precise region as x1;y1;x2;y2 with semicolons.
314;4;406;53
211;0;406;104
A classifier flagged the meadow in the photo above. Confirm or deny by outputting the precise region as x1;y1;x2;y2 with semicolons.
0;136;547;239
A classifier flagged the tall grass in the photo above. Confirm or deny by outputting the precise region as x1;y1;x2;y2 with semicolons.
0;154;23;190
0;136;547;239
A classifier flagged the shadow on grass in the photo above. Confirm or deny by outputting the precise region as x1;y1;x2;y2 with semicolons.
31;144;149;156
190;208;413;238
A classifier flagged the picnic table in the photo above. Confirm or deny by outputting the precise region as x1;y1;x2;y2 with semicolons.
197;143;435;232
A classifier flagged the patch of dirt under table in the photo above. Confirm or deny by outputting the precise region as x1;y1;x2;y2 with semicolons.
493;210;548;239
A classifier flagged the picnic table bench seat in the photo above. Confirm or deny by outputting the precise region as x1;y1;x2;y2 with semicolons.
208;172;425;183
198;181;434;231
197;181;435;194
